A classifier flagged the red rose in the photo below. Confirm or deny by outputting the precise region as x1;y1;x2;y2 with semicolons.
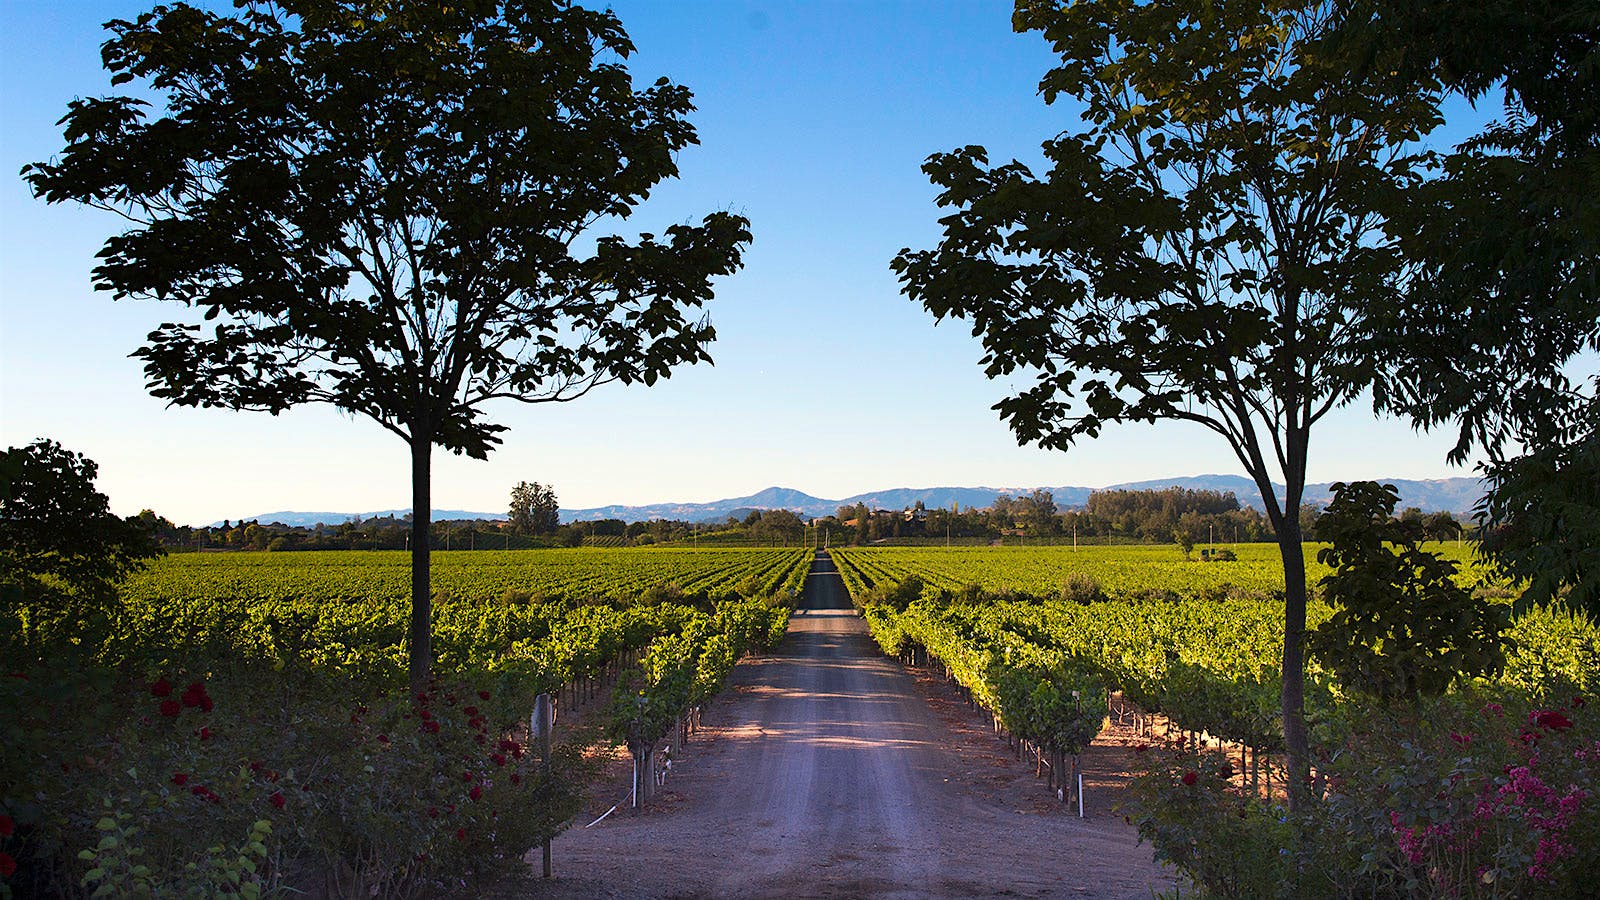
172;772;189;786
478;691;490;701
0;851;16;878
199;695;214;713
1533;710;1575;731
490;754;506;767
511;772;521;785
268;792;285;809
469;785;483;801
462;771;473;782
198;727;212;742
181;682;205;707
463;706;478;717
427;807;439;819
150;678;172;697
0;814;13;837
455;828;466;841
1181;771;1198;786
1573;696;1588;709
159;699;181;718
377;733;390;743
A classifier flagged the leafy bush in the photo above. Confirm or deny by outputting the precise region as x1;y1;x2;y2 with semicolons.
0;665;579;898
1058;572;1105;604
1310;481;1508;700
1127;692;1600;898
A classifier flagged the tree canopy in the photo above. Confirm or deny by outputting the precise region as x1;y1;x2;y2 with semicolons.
508;481;560;535
1339;0;1600;611
25;0;750;686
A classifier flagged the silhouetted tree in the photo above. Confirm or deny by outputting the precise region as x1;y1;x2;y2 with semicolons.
26;1;750;688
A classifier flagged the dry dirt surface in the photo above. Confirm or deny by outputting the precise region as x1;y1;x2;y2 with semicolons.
518;553;1178;899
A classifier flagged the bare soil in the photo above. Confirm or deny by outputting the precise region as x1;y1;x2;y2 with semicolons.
513;554;1178;899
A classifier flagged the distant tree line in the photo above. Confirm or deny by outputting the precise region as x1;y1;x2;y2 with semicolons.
815;487;1469;547
132;484;1469;553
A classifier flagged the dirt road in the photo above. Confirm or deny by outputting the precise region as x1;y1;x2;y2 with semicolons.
525;552;1175;898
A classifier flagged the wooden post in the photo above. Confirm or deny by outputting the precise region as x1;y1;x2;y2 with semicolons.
533;693;554;878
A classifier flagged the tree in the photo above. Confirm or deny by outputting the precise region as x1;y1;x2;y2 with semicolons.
1309;482;1507;701
0;440;162;658
508;481;560;535
25;1;750;689
893;0;1440;813
1017;488;1060;535
1338;0;1600;612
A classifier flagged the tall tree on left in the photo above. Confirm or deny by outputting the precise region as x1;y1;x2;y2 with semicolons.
24;1;752;690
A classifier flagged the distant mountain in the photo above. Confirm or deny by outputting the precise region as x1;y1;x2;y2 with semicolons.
555;475;1484;523
228;474;1483;528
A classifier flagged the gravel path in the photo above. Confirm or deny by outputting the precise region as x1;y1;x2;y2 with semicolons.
520;552;1176;899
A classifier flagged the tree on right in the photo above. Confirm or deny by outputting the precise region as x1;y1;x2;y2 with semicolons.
893;0;1444;816
1338;0;1600;614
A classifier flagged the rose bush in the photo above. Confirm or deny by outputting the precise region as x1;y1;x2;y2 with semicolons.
1127;691;1599;898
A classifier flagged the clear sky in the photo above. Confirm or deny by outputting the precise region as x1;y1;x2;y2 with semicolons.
1;1;1493;525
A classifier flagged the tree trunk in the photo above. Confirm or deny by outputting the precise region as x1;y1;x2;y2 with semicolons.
408;437;433;692
1277;516;1310;818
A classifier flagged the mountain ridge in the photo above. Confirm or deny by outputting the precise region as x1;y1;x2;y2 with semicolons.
225;474;1483;527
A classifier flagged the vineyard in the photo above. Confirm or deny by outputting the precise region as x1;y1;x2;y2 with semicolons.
3;548;807;896
835;544;1600;895
836;545;1595;747
831;542;1490;601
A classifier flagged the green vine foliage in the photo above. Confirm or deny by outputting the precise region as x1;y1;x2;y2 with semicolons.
1310;482;1509;701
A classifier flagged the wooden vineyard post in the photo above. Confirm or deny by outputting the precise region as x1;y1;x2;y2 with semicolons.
533;693;554;878
1072;689;1083;818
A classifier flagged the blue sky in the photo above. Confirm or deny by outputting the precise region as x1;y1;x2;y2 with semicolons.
2;1;1493;524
